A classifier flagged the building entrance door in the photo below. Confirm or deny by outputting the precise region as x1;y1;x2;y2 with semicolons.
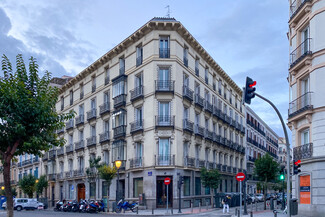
156;176;173;208
77;183;85;202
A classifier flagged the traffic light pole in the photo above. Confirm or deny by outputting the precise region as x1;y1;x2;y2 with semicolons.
254;93;291;217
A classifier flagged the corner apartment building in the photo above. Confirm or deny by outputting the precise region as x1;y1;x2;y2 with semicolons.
278;137;292;166
287;0;325;215
44;17;246;209
245;106;278;194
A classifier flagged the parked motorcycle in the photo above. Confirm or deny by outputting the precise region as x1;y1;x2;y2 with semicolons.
95;200;105;212
53;200;63;211
115;199;138;213
86;200;98;213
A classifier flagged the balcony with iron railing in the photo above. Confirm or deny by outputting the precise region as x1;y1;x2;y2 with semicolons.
289;0;312;21
288;92;313;119
99;132;110;143
194;94;204;108
48;173;56;181
130;86;144;102
213;133;221;144
290;38;312;69
227;166;232;173
130;120;143;134
183;119;194;134
194;124;205;137
159;48;170;58
65;119;74;131
222;165;227;172
293;143;313;161
57;147;64;156
205;129;213;141
113;94;127;108
49;150;56;159
195;66;199;76
155;115;175;128
87;136;97;147
66;144;74;154
184;156;196;167
217;164;222;171
87;108;97;121
75;115;84;126
65;171;74;179
155;154;175;166
136;55;143;67
130;157;143;168
213;107;222;119
204;101;213;114
92;84;96;93
230;119;236;128
57;172;64;180
183;86;194;102
113;125;127;139
57;127;64;134
99;102;110;115
74;169;85;177
155;80;175;93
74;140;85;151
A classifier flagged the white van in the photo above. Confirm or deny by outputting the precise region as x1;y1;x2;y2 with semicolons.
2;198;44;211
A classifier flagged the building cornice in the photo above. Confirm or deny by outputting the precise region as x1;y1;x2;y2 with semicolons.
59;18;242;95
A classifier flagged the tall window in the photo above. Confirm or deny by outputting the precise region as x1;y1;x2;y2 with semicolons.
205;67;209;84
79;130;83;141
183;142;189;158
69;134;73;146
183;73;189;87
158;138;170;165
195;177;201;195
135;107;143;125
78;156;84;171
113;77;127;98
301;129;309;145
218;80;222;94
91;98;96;110
92;76;96;93
183;47;188;67
195;113;200;126
80;83;84;99
133;178;143;197
60;96;64;111
205;119;209;130
119;57;125;74
112;109;126;128
90;182;96;198
70;90;73;106
205;149;209;162
158;101;170;125
104;91;109;105
136;45;143;67
112;140;125;161
301;26;310;53
183;177;190;196
136;142;143;161
159;36;170;58
195;58;200;76
103;150;109;165
105;67;110;85
79;104;84;117
135;72;143;88
183;107;189;120
205;90;210;103
158;67;170;90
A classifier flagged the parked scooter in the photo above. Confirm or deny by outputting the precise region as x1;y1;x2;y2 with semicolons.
53;200;63;211
95;200;105;212
115;199;138;213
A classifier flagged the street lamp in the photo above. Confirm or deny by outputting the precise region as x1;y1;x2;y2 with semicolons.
1;186;4;190
115;159;122;202
35;179;39;184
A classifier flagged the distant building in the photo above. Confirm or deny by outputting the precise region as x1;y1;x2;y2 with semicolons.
287;0;325;215
277;137;292;166
245;106;279;194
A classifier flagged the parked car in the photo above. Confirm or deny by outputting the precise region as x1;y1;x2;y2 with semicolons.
249;194;256;203
255;194;264;202
2;198;44;211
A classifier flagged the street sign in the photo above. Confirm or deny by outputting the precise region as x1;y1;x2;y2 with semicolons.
164;177;171;185
236;172;246;182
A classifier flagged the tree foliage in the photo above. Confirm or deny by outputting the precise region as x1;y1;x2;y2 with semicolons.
98;165;117;186
18;174;37;198
0;188;17;197
0;54;74;217
36;175;48;195
200;167;221;189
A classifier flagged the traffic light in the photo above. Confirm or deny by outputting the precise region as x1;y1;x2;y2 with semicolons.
178;176;184;188
294;160;301;175
279;165;285;180
244;77;256;104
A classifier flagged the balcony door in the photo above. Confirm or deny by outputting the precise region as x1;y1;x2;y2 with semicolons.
104;91;109;104
301;26;309;54
91;98;96;110
136;143;143;166
158;68;170;90
301;77;309;107
160;36;169;51
135;107;143;126
79;104;84;116
183;107;189;120
183;74;189;87
158;138;170;165
158;102;170;125
301;129;309;145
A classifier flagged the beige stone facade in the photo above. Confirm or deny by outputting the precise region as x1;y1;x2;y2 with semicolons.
10;18;246;209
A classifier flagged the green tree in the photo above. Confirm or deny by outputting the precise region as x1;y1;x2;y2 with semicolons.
254;153;279;210
18;174;37;198
86;157;102;199
36;175;48;197
0;187;17;197
0;54;74;217
98;165;117;212
200;167;221;208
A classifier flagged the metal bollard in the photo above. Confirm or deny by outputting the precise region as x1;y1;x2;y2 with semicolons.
250;211;253;217
152;208;154;215
191;201;193;213
273;211;277;217
136;207;138;214
238;208;240;217
199;201;201;212
171;207;173;214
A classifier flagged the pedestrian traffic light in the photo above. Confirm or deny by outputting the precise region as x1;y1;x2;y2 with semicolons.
279;165;285;180
244;77;256;104
294;160;301;175
178;176;184;188
181;176;184;185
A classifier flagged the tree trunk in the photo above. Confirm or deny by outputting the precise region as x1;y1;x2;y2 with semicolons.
211;188;214;208
4;162;13;217
263;179;267;210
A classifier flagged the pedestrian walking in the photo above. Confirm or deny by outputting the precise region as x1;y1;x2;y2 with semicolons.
222;195;231;213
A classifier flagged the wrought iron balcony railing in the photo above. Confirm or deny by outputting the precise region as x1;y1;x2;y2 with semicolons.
159;48;170;58
49;150;56;159
130;157;143;168
183;119;194;133
99;102;110;115
194;124;204;137
113;125;127;139
290;0;311;19
57;147;64;156
74;140;85;151
113;94;127;108
65;171;73;178
87;108;97;121
294;143;313;161
66;144;74;153
130;120;143;133
183;86;194;102
75;115;84;126
65;119;74;130
155;115;175;128
290;38;312;68
99;132;110;143
155;154;175;166
130;86;144;102
194;94;204;108
204;101;213;113
74;169;85;177
87;136;97;147
205;129;213;141
184;156;196;167
155;80;175;93
288;92;313;118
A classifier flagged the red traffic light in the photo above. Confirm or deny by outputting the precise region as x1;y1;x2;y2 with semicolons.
295;160;301;165
249;81;256;88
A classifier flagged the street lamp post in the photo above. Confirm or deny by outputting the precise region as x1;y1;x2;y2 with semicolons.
115;159;122;202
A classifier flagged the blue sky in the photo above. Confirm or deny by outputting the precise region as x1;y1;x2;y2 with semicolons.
0;0;291;139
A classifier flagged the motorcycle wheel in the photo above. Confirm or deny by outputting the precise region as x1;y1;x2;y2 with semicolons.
115;207;121;213
53;208;57;212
